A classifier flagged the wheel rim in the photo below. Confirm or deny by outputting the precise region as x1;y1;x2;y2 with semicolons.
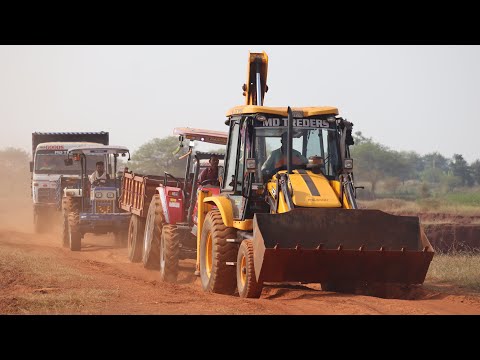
240;254;247;288
205;232;212;278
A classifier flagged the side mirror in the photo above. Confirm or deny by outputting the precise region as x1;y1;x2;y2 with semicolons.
64;158;73;166
245;158;256;173
343;158;353;172
29;161;33;172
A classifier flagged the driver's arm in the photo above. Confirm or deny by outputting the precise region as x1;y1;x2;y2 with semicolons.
294;150;309;164
198;169;207;184
261;150;276;174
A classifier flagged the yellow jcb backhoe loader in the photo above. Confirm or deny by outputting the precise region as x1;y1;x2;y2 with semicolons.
195;51;434;298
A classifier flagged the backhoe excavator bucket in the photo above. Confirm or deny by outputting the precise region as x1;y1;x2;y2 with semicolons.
252;209;434;286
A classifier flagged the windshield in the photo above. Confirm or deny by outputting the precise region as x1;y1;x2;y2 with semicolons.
255;127;340;181
34;151;105;175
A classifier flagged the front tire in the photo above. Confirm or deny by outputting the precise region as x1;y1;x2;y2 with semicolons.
159;225;180;283
236;240;263;298
62;197;80;247
199;210;237;295
68;212;81;251
128;215;145;262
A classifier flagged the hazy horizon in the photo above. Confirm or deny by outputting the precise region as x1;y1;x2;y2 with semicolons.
1;45;479;162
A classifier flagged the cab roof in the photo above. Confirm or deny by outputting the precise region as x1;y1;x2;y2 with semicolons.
226;105;339;117
68;145;130;155
36;142;103;150
173;127;228;145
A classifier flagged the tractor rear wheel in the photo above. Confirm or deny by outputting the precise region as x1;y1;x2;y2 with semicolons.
199;210;237;295
128;215;145;262
142;195;162;269
159;224;180;283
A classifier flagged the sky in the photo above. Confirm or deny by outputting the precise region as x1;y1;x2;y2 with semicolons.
1;45;479;162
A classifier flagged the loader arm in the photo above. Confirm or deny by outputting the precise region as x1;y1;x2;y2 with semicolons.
243;52;269;106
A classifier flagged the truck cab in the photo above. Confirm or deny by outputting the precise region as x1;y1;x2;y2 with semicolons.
32;141;108;233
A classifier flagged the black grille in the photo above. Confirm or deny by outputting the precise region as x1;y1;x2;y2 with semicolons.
37;188;56;203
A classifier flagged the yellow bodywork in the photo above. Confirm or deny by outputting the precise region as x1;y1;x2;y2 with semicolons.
226;105;339;118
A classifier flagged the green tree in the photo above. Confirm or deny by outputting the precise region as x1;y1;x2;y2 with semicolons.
128;136;187;177
350;140;392;195
471;159;480;185
450;154;473;186
440;173;462;192
420;167;444;184
423;152;449;172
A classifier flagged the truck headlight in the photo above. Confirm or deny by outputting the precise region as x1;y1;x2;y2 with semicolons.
95;192;103;198
107;192;114;198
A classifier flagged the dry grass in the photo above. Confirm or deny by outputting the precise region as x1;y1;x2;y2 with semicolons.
426;253;480;292
0;248;118;314
359;198;480;216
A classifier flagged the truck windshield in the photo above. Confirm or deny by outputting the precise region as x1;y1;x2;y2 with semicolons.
254;127;341;181
35;151;104;175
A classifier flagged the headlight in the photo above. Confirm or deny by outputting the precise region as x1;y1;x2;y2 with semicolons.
66;190;76;196
107;192;114;198
95;192;103;198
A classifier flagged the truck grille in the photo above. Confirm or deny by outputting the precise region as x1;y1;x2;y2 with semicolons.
37;188;56;203
95;200;114;214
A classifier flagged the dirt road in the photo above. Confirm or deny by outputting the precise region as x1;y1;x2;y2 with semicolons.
1;199;480;315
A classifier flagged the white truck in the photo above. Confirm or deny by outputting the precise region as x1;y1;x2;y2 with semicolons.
30;132;109;233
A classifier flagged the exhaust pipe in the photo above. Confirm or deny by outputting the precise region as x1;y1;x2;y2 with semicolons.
287;106;293;175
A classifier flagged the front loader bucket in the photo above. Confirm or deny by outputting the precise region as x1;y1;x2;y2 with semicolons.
252;209;434;285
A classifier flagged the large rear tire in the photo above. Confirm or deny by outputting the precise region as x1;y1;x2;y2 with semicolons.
199;210;237;295
33;208;47;234
236;239;263;298
128;215;145;262
68;212;81;251
159;225;180;283
142;195;162;269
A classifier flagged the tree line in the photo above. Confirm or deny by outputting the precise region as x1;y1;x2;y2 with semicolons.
350;132;480;196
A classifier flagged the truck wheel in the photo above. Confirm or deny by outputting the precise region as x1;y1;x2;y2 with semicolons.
68;212;81;251
61;211;69;247
237;239;263;298
33;208;46;234
200;210;237;295
114;231;128;248
128;215;145;262
142;195;162;269
159;225;180;283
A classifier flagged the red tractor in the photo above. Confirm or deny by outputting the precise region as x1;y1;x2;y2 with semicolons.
119;128;227;281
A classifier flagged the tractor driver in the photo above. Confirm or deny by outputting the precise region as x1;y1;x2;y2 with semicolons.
261;132;308;178
89;161;110;184
198;155;220;185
